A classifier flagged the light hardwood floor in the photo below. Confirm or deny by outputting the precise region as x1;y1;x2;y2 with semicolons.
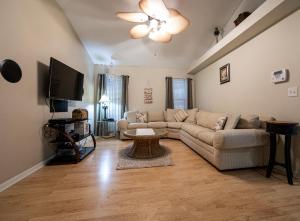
0;139;300;221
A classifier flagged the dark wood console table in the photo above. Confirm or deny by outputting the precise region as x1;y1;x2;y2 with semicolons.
266;121;298;185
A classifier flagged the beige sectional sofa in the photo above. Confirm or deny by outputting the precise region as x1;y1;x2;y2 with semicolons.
117;109;273;170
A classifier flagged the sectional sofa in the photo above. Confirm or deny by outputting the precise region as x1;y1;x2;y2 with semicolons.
117;109;274;170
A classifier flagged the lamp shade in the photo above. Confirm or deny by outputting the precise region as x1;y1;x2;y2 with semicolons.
99;95;110;103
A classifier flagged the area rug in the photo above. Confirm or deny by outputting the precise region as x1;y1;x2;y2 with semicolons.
116;147;174;170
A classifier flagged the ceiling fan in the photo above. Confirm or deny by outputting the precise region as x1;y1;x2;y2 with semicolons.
117;0;190;43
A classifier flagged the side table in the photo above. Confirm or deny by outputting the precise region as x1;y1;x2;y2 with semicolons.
98;120;116;138
266;121;298;185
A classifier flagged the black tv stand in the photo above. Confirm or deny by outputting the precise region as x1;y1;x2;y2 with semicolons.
45;119;96;164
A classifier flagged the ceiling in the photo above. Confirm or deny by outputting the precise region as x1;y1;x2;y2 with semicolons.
57;0;242;69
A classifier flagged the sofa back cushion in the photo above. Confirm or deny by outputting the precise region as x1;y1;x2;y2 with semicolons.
148;111;165;122
236;114;260;129
126;111;137;123
196;110;225;130
174;110;188;122
184;108;198;123
224;113;241;130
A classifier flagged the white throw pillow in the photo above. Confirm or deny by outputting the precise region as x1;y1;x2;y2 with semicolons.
126;111;137;123
213;116;227;131
174;110;189;122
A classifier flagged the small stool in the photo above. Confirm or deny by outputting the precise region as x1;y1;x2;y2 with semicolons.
266;121;298;185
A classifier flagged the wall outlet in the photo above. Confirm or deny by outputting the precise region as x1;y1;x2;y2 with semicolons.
288;86;298;97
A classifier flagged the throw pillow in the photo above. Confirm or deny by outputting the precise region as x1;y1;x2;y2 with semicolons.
126;111;137;123
174;110;189;122
213;116;228;131
236;114;260;129
184;108;198;123
136;112;148;123
166;109;178;122
224;113;241;129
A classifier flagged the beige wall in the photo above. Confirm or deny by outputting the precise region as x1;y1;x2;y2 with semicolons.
0;0;94;184
195;9;300;175
94;65;191;113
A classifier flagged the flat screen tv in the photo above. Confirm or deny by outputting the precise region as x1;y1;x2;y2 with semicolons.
48;57;84;101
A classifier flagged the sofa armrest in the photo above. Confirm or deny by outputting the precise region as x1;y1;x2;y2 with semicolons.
117;118;128;130
213;129;268;149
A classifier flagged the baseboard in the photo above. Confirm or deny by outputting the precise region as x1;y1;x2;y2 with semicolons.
0;155;54;192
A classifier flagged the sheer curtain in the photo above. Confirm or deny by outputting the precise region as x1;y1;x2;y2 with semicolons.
105;74;123;121
173;78;187;109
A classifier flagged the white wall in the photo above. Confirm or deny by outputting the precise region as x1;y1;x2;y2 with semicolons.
94;65;191;113
195;9;300;176
0;0;94;184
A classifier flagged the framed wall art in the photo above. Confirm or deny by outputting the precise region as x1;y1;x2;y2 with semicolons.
220;63;230;84
144;88;153;104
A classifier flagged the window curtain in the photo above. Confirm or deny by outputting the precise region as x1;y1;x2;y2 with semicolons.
187;78;193;109
121;75;129;117
173;78;187;109
106;74;123;122
95;74;106;135
165;77;174;109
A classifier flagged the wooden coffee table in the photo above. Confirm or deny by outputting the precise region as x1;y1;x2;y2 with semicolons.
124;129;168;159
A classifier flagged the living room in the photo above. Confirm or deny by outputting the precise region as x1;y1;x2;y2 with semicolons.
1;0;300;220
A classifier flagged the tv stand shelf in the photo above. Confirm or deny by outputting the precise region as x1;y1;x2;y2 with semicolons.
45;119;96;164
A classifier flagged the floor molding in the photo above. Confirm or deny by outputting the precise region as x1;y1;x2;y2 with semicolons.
0;155;54;192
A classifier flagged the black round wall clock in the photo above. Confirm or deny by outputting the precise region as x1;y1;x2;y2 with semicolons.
0;59;22;83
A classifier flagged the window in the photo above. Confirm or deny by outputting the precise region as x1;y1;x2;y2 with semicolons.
105;74;122;121
172;78;187;109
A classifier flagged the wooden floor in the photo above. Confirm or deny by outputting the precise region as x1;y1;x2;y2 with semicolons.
1;139;300;221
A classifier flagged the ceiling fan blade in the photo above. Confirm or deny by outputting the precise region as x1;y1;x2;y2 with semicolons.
149;30;172;43
165;9;190;35
139;0;169;21
116;12;148;23
130;24;150;39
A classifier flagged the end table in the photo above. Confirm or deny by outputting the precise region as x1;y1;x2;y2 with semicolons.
266;121;298;185
98;120;116;138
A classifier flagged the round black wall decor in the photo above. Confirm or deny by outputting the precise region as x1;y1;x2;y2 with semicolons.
0;59;22;83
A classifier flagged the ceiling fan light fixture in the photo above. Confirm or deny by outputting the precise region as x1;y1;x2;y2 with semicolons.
139;0;169;21
116;12;148;23
130;24;150;39
117;0;190;43
149;29;171;43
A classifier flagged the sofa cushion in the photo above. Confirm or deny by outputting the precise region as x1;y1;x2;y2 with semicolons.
224;113;241;130
166;109;179;122
167;122;185;129
196;110;226;130
128;123;148;129
198;131;215;146
174;110;188;122
148;111;165;122
213;116;227;131
236;114;260;129
126;111;137;123
182;124;212;138
148;122;167;128
184;108;198;123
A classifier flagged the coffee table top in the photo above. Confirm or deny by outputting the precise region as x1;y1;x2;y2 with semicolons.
124;129;167;139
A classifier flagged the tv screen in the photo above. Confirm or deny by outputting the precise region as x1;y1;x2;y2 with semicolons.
49;57;84;101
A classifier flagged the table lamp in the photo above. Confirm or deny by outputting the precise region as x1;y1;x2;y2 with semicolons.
99;95;110;120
